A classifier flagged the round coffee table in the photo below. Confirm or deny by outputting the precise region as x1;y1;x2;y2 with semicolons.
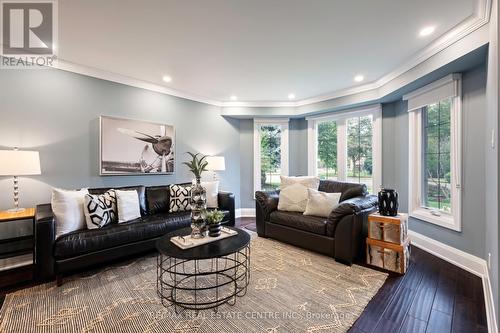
156;227;251;313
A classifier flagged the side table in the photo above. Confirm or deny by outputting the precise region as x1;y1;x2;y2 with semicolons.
0;208;36;288
366;213;410;274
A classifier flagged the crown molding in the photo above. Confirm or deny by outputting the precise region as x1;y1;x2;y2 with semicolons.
54;60;223;107
292;0;492;107
6;0;491;109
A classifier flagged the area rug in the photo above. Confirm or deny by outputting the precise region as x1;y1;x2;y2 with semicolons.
0;233;387;333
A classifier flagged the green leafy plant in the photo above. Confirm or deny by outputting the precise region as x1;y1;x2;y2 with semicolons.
182;152;208;179
202;209;225;225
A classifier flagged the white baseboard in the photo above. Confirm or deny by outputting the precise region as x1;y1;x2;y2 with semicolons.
409;230;498;333
235;208;256;218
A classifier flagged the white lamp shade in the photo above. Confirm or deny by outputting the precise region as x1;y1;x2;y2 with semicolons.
0;150;41;176
206;156;225;171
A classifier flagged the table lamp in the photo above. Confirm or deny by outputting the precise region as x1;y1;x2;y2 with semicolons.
206;156;225;181
0;148;41;212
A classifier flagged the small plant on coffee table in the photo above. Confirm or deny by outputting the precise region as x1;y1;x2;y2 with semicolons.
203;209;225;237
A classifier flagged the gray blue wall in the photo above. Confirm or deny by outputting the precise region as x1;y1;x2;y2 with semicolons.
382;64;487;258
0;69;242;236
239;119;254;209
0;59;491;265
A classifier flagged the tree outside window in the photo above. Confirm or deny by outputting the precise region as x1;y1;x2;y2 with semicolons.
259;125;282;191
423;99;451;212
347;115;373;192
317;121;338;180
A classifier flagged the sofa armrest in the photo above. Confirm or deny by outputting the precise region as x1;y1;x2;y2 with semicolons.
35;204;56;281
218;192;235;226
255;190;280;237
328;195;377;265
327;195;378;234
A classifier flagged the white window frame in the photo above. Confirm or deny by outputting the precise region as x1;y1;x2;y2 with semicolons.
405;74;462;231
253;118;289;193
306;104;382;191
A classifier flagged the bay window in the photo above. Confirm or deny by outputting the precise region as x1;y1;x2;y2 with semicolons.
307;105;382;193
405;74;462;231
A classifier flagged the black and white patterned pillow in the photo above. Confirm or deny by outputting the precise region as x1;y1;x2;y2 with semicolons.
84;190;117;229
169;184;191;213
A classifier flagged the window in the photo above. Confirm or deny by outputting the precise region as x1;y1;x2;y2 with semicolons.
347;115;374;192
254;119;289;192
317;120;338;180
406;74;462;231
422;100;452;213
307;105;382;193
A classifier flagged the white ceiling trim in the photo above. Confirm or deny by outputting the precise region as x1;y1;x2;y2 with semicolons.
46;0;491;108
54;60;224;107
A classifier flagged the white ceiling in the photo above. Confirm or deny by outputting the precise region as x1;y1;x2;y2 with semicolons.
58;0;477;104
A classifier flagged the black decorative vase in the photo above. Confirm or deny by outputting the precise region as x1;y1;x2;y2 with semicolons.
378;188;399;216
208;222;222;237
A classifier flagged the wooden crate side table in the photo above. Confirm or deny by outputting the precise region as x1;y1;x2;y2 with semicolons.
368;213;408;244
0;208;36;288
366;238;410;274
366;213;410;274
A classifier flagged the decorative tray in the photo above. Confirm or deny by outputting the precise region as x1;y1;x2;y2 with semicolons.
170;227;238;249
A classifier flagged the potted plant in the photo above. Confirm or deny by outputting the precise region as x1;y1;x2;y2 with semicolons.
182;152;208;182
183;152;208;238
203;209;225;237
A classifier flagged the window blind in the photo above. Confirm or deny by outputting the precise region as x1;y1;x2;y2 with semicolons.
403;74;461;112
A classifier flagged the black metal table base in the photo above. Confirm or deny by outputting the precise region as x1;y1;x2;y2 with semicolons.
157;244;250;313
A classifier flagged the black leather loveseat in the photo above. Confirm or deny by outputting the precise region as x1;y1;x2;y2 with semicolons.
35;184;235;285
255;180;377;265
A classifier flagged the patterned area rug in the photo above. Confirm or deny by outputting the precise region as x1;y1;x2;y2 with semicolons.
0;233;386;333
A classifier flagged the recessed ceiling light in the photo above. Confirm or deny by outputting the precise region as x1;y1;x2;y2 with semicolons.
354;75;364;82
162;75;172;83
419;26;435;37
230;95;238;101
288;93;295;100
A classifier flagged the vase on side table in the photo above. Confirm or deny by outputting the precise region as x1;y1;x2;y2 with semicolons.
378;188;399;216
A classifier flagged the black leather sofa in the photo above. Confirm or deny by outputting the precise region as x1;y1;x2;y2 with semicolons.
255;180;377;265
35;184;235;285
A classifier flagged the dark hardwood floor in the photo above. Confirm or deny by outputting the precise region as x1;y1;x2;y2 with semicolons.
0;217;488;333
239;217;488;333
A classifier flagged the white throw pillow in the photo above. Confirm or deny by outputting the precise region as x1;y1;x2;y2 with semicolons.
278;176;320;212
51;188;89;238
116;190;141;223
193;180;219;208
303;188;342;217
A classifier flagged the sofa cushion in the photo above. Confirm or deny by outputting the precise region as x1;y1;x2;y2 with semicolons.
53;209;232;259
303;189;341;218
54;212;191;259
270;210;327;236
169;184;192;213
116;190;141;223
84;190;117;229
146;186;170;215
89;186;147;216
278;176;320;213
318;180;368;201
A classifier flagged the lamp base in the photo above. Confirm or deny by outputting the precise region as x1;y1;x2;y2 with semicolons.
6;207;26;213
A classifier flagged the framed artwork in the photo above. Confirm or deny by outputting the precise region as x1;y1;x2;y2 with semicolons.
100;116;175;175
